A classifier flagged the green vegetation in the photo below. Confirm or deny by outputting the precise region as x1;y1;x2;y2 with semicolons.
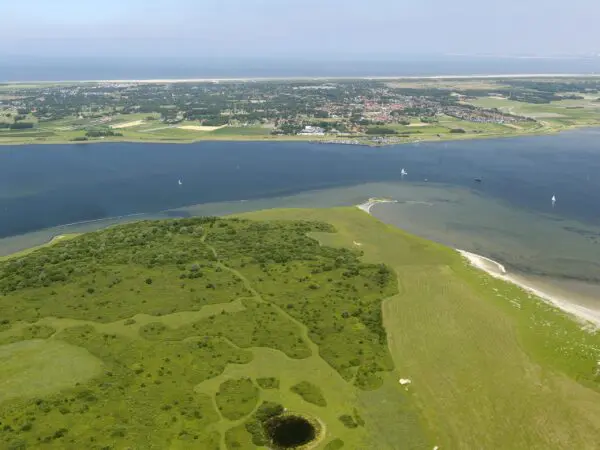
210;126;272;136
365;127;397;135
1;77;599;146
256;377;280;389
1;209;599;448
0;234;80;262
324;438;345;449
239;207;600;449
0;324;56;345
225;424;255;450
243;401;285;446
0;215;406;449
196;431;222;450
85;128;122;138
215;378;260;420
338;409;364;429
290;381;328;407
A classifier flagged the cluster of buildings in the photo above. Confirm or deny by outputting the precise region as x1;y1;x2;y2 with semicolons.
443;105;529;124
297;125;325;136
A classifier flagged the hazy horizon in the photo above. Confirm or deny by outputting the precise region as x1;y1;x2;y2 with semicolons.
2;0;600;59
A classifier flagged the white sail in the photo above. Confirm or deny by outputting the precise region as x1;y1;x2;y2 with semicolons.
551;195;556;206
178;179;183;186
401;168;408;176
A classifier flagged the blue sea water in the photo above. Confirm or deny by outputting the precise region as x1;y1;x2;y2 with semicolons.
2;55;600;81
3;130;600;238
2;130;600;311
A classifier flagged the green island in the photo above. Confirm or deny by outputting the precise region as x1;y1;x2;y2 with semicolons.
1;77;600;146
1;208;600;449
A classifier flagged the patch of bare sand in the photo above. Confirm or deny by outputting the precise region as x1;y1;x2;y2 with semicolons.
111;120;144;129
178;125;227;132
457;249;600;328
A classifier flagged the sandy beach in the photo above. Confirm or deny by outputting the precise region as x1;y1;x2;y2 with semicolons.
5;73;600;86
457;250;600;328
356;198;600;328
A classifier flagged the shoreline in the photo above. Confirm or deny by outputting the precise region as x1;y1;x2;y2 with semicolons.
0;124;577;147
357;198;399;213
457;250;600;328
3;73;600;85
356;199;600;328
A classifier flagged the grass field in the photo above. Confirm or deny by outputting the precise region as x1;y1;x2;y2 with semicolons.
467;97;600;129
240;208;600;449
0;211;599;449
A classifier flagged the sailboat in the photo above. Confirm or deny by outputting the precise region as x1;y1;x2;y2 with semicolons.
551;194;556;207
178;179;183;186
401;168;408;176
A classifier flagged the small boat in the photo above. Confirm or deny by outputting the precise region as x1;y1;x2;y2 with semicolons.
401;168;408;176
474;177;482;183
178;179;183;186
551;194;556;207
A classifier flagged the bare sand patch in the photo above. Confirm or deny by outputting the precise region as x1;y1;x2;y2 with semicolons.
178;125;227;132
503;123;523;130
457;250;600;328
111;120;144;129
407;123;430;127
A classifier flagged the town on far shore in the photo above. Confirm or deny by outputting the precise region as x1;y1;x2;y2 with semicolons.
1;77;600;145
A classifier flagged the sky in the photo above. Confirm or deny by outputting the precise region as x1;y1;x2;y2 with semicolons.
2;0;599;59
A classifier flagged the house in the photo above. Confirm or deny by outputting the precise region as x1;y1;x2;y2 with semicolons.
298;125;325;136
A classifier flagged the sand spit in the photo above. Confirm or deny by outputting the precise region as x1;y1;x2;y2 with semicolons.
357;198;398;214
355;198;600;328
457;250;600;328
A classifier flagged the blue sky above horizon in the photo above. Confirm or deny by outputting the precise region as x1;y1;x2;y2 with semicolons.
2;0;599;59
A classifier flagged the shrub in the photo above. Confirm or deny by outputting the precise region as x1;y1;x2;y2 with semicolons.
256;377;280;389
290;381;327;407
338;415;358;428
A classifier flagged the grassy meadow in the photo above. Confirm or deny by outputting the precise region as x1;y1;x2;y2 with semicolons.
0;210;599;449
240;208;600;449
467;96;600;129
0;114;299;145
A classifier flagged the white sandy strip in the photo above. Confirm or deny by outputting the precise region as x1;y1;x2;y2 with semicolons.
8;73;600;85
357;198;398;214
355;199;600;328
111;120;144;129
457;250;600;328
407;123;430;127
177;125;227;132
